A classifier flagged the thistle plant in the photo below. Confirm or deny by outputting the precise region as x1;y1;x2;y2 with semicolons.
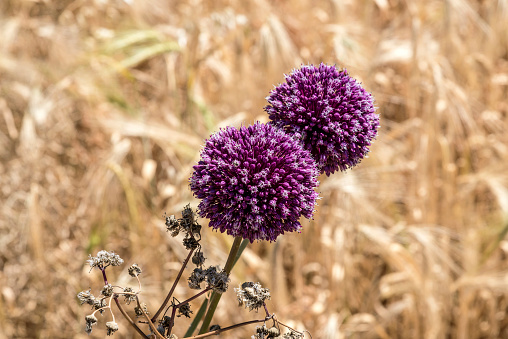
78;63;378;338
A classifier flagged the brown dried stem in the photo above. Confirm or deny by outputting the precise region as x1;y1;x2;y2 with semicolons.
114;297;149;339
151;247;196;323
136;296;165;339
167;287;212;335
188;315;273;339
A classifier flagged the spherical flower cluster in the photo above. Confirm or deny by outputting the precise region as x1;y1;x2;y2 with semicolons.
190;122;319;242
265;63;380;176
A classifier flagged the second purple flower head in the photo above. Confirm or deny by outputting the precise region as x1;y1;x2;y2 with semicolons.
265;63;380;176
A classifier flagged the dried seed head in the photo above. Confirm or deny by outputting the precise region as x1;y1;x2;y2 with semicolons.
77;289;95;305
257;324;267;333
128;263;142;277
106;321;119;336
134;303;149;317
157;324;165;336
205;266;230;293
84;314;98;334
87;250;124;270
101;284;114;297
183;236;200;250
235;282;271;311
165;214;180;237
188;268;206;290
122;287;136;304
85;314;98;324
267;326;280;337
256;324;268;335
92;298;107;313
177;303;193;318
166;206;203;240
180;204;195;227
161;315;172;327
134;306;143;317
192;251;206;267
210;324;221;332
282;330;304;339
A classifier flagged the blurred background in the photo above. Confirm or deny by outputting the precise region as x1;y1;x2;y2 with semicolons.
1;0;507;338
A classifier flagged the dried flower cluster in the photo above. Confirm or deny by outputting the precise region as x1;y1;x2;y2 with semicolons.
86;250;124;270
128;263;142;277
235;282;271;311
77;288;107;313
78;251;142;336
134;303;149;317
265;63;379;175
78;208;309;338
101;284;114;297
84;315;97;334
105;321;119;336
165;204;202;249
188;266;230;293
122;287;136;304
178;302;193;318
253;324;281;339
282;330;304;339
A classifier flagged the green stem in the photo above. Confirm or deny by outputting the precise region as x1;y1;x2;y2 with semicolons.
184;297;208;337
233;238;250;267
198;237;243;334
185;238;249;337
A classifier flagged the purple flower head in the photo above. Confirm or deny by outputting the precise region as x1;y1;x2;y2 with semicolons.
190;122;319;242
265;63;380;176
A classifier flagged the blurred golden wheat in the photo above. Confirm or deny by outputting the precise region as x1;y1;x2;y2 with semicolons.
1;0;507;338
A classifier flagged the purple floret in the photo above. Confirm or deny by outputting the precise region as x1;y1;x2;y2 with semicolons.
265;63;380;176
190;122;319;242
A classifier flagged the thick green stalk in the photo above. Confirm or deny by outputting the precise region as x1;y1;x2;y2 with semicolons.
198;237;243;334
233;238;249;267
185;238;249;337
184;298;208;337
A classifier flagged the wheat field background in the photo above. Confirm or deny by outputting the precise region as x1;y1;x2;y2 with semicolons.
1;0;508;338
